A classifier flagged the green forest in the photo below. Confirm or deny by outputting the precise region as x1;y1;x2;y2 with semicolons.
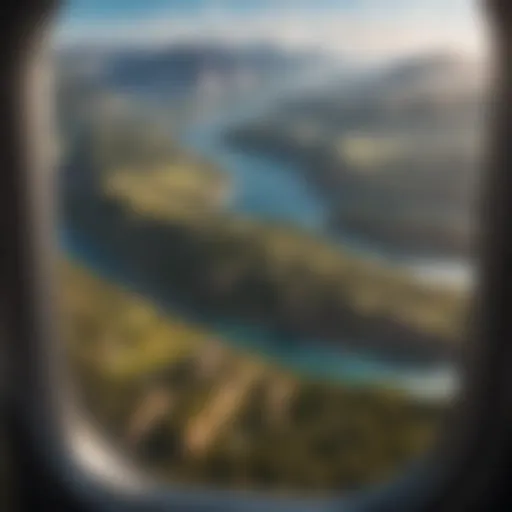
61;263;442;495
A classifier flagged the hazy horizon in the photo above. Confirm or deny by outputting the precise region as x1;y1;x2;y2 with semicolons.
54;0;485;61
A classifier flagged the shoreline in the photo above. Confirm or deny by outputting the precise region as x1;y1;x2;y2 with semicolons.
225;125;475;270
61;225;459;403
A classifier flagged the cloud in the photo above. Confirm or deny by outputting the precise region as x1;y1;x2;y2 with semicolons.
54;0;486;58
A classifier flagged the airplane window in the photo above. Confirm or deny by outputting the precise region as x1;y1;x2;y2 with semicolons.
54;0;487;498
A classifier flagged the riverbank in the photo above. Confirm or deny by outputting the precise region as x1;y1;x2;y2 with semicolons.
225;122;475;261
64;156;468;367
59;90;466;400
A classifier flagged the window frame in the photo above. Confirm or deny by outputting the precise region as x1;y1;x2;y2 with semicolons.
3;1;512;510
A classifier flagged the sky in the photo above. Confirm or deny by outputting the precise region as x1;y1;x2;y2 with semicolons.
54;0;486;58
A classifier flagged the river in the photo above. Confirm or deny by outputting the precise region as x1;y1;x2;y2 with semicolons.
63;70;468;402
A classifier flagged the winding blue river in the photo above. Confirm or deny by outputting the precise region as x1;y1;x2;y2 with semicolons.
63;74;466;402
